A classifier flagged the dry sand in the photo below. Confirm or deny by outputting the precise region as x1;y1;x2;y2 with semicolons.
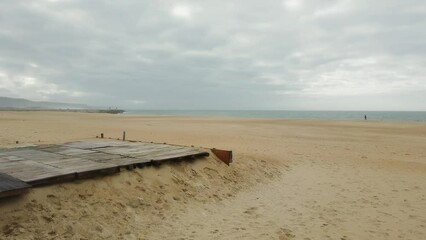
0;111;425;239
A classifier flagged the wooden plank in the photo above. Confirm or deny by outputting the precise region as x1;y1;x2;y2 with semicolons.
2;160;73;183
18;159;117;184
78;152;119;161
141;148;203;159
55;148;96;156
44;157;117;172
74;166;120;179
38;145;71;153
63;140;133;149
4;149;68;162
90;157;152;166
0;173;30;198
0;158;107;185
25;174;76;186
90;151;207;167
95;144;171;156
151;151;207;161
109;146;184;158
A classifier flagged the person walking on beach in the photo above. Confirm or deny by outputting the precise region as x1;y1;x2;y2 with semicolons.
364;115;367;120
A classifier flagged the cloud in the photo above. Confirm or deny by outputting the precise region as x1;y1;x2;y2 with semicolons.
0;71;89;101
171;5;194;19
282;0;303;11
0;0;425;110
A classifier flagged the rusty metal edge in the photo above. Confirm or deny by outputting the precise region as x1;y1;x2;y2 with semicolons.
211;148;233;165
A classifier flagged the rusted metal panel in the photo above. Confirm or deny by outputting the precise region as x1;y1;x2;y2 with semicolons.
211;148;233;165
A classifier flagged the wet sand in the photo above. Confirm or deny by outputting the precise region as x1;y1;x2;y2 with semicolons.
0;111;425;239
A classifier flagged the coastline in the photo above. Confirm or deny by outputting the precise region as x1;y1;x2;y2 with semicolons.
0;111;425;239
2;108;426;122
124;109;426;122
0;108;125;114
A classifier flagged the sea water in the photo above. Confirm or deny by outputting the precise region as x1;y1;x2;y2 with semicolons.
124;110;426;122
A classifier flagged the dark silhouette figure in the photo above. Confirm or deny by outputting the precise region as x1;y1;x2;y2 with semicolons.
364;115;367;120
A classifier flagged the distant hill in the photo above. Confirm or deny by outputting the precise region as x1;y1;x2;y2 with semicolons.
0;96;90;109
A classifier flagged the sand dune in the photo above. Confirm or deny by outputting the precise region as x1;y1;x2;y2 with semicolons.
0;111;425;239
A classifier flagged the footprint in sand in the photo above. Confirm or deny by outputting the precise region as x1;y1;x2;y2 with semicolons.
243;206;257;215
276;227;296;239
46;194;61;208
203;167;220;179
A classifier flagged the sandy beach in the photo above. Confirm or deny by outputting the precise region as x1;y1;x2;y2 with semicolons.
0;111;425;239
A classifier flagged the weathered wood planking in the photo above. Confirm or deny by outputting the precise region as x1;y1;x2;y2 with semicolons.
87;143;207;167
63;140;133;149
56;148;97;156
42;158;119;176
89;143;208;167
0;160;75;184
0;173;30;198
0;146;118;185
0;139;209;188
95;144;175;156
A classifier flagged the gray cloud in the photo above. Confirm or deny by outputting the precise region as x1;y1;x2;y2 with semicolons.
0;0;425;110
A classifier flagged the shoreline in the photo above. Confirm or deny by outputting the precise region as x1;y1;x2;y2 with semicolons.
2;110;426;126
124;109;426;122
123;114;426;124
2;108;426;122
0;108;124;114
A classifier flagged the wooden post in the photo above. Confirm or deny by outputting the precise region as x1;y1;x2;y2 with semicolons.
101;133;104;138
123;131;126;141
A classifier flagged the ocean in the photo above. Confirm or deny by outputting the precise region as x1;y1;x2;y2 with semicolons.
124;110;426;122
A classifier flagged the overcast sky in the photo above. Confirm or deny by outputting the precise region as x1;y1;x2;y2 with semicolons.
0;0;425;110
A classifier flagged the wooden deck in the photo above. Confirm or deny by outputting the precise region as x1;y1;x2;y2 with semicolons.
0;140;209;193
0;173;30;198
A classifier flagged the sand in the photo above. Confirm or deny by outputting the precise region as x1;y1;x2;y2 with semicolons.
0;111;425;239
